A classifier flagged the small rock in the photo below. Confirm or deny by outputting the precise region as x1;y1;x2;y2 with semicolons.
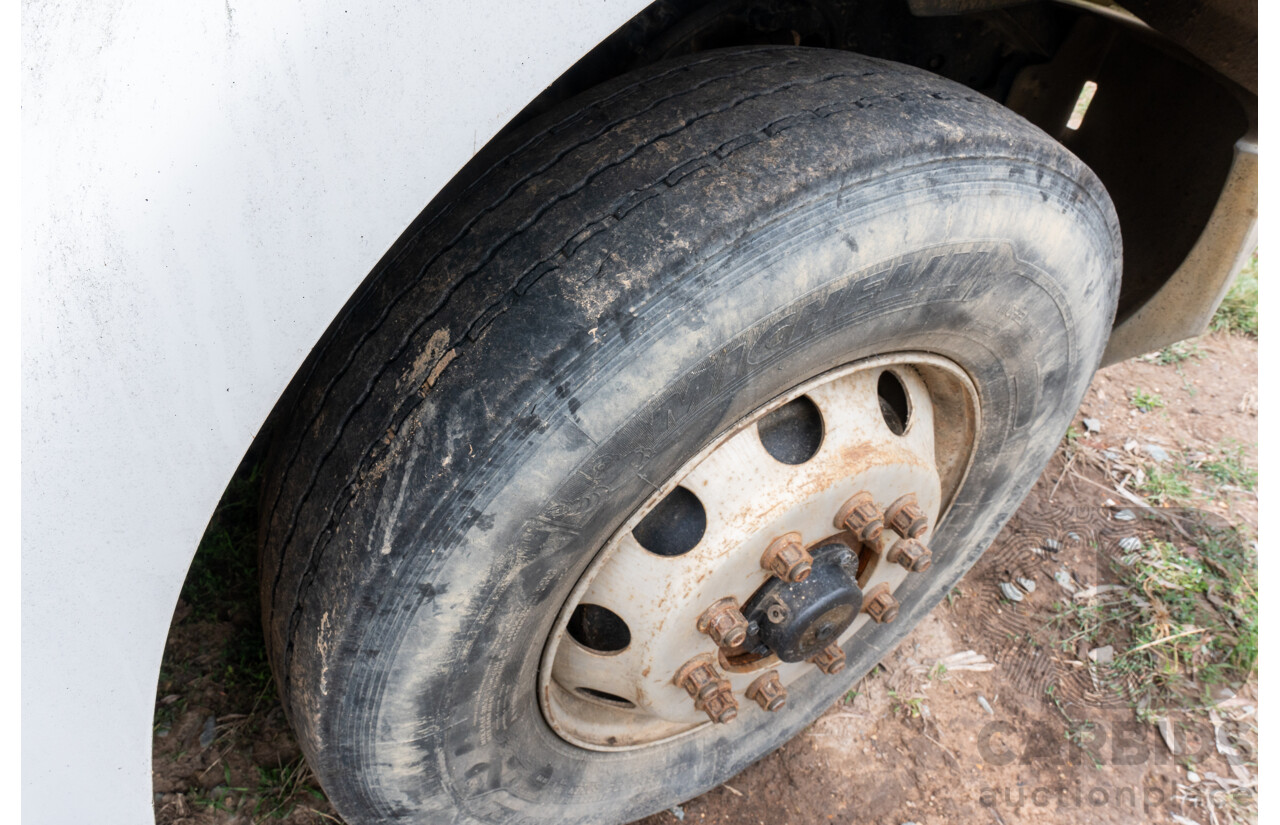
1157;717;1179;754
1113;509;1136;522
1044;538;1061;551
1067;532;1081;542
1124;439;1139;452
668;805;685;821
1053;570;1077;594
1119;536;1142;551
198;715;216;750
977;695;994;715
999;582;1024;602
1186;770;1201;784
1142;444;1171;462
154;727;170;739
1088;645;1114;665
1102;449;1123;461
1082;417;1101;433
1016;577;1036;593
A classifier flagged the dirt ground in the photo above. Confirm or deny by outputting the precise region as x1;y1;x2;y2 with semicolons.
153;333;1258;825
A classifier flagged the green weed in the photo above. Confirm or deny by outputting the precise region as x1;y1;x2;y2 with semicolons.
252;756;327;821
1140;467;1194;504
1211;253;1258;336
888;689;925;719
1145;340;1204;366
1042;517;1256;714
1130;388;1166;412
1198;443;1258;492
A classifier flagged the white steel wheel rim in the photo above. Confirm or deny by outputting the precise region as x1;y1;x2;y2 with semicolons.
538;353;980;751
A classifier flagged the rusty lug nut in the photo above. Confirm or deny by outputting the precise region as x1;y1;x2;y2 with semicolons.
862;582;900;624
746;671;788;711
761;531;813;583
835;491;884;543
887;538;932;572
674;655;739;724
884;494;929;539
809;643;846;674
697;597;750;649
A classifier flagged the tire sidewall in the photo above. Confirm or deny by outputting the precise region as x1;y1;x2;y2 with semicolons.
316;159;1117;823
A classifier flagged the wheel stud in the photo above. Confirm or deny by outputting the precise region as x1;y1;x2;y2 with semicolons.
809;643;846;674
835;492;884;543
745;671;788;711
886;538;932;572
761;531;813;583
675;655;738;724
862;582;900;623
697;597;750;649
884;494;929;539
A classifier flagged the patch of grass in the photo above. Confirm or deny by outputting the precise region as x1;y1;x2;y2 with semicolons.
888;689;925;719
1120;525;1257;698
1047;597;1139;653
189;764;249;814
1140;466;1194;504
1130;388;1166;412
252;756;327;821
1046;685;1104;769
1144;340;1204;366
1042;517;1256;715
1211;253;1258;336
1197;442;1258;492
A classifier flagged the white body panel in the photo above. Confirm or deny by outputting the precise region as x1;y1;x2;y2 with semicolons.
21;2;647;821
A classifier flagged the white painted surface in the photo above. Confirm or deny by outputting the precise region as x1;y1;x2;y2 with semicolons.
21;2;647;821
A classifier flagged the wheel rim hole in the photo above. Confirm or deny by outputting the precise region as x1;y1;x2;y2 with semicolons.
575;687;636;708
757;395;824;464
566;603;631;653
877;370;911;435
632;486;706;556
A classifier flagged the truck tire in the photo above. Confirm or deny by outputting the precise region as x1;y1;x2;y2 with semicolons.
259;46;1120;824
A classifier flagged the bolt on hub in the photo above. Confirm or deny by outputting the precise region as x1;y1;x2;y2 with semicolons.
808;643;846;674
745;671;788;711
674;655;738;724
761;531;813;583
884;493;929;539
862;582;900;623
835;491;884;543
886;538;932;572
697;597;750;649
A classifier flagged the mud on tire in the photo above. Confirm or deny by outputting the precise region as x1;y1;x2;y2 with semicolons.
259;46;1121;825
